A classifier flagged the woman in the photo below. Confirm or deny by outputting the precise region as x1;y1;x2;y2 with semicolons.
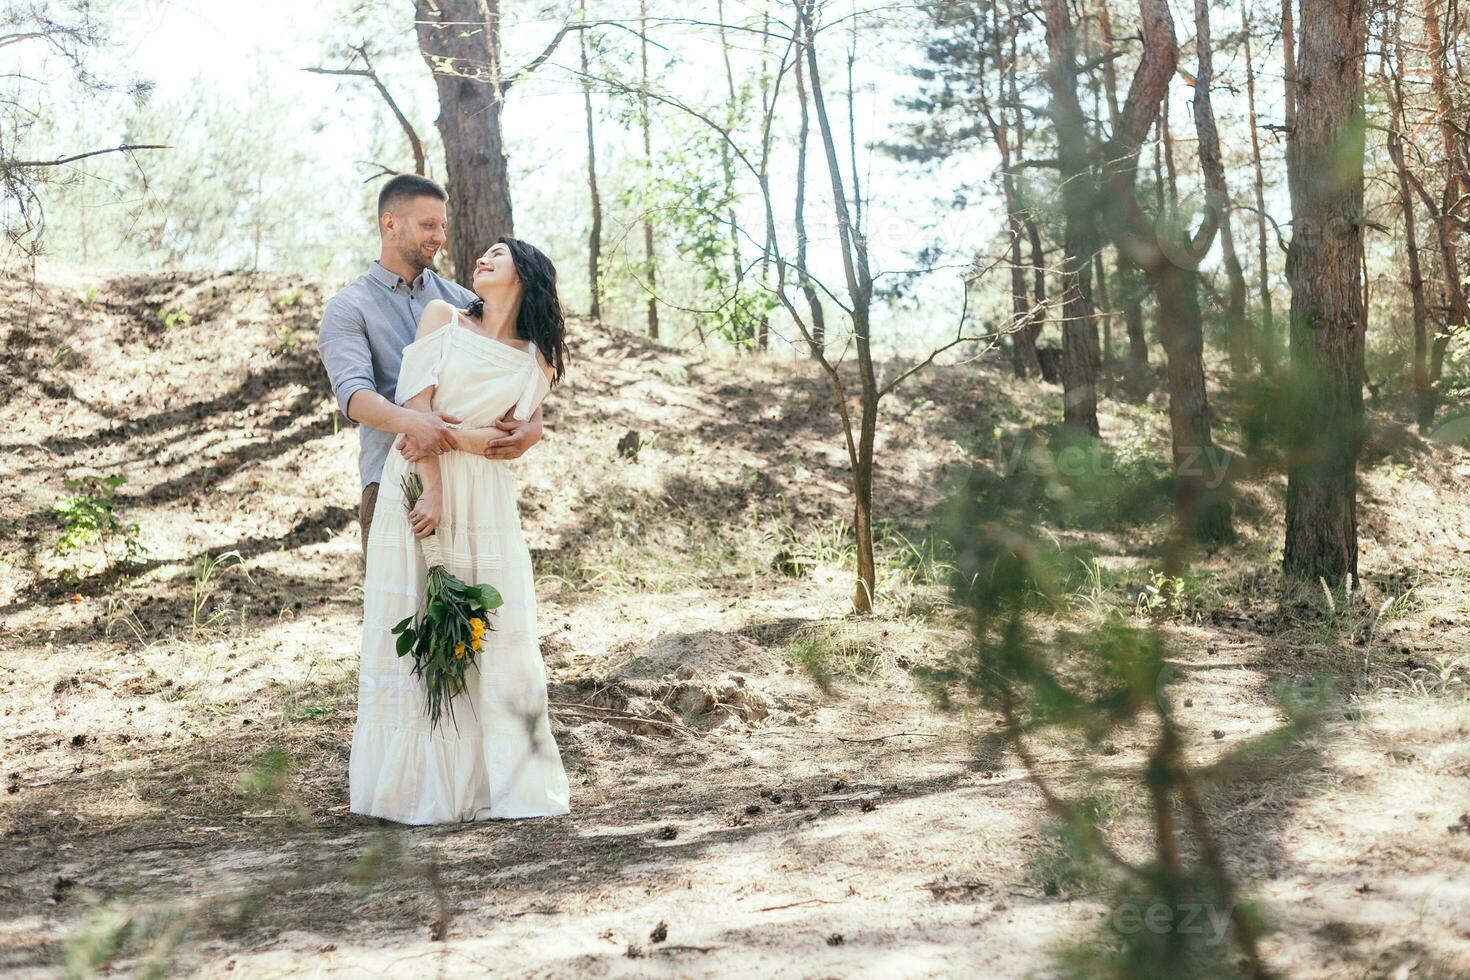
350;237;571;825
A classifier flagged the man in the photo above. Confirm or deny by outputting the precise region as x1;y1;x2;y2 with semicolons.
316;173;544;564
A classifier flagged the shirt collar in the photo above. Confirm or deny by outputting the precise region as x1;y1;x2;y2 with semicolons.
368;259;430;292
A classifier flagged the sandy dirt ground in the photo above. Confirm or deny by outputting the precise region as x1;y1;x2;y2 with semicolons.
1;269;1468;977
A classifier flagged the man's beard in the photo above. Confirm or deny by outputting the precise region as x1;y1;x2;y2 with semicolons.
396;240;435;275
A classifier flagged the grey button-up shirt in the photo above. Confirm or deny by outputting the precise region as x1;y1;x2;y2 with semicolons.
316;259;477;488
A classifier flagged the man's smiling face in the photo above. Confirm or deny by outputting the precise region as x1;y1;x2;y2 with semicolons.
384;195;448;275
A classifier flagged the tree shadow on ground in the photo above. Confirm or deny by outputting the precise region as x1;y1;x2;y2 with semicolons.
2;659;1009;974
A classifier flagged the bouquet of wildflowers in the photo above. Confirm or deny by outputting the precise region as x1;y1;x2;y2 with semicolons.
390;472;504;733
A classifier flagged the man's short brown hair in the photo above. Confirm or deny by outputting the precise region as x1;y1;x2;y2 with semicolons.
377;174;448;217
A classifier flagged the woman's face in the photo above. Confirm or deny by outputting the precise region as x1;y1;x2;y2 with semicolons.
472;242;518;291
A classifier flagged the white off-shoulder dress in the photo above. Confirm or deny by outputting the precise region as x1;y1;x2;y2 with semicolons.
349;309;571;825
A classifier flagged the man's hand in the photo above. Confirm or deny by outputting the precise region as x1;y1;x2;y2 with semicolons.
399;409;463;461
482;408;544;460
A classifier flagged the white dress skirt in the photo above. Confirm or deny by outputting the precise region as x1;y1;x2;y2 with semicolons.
349;310;571;824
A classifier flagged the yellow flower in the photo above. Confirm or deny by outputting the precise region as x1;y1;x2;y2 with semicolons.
469;617;485;635
454;643;466;659
471;637;483;651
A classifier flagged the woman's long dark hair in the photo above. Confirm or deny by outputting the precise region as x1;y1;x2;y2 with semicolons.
466;236;567;385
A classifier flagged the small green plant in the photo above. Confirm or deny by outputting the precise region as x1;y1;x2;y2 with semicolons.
1029;792;1126;896
783;621;883;692
784;633;834;690
270;287;303;310
190;550;255;637
63;903;190;980
655;363;688;385
1069;557;1109;614
1318;575;1357;637
1377;460;1413;483
1375;585;1422;625
878;522;957;586
1135;570;1189;621
1382;654;1468;699
768;517;855;577
238;745;306;817
270;323;300;354
157;306;190;331
52;474;147;568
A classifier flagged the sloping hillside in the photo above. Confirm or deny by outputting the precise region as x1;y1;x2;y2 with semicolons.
1;270;1467;977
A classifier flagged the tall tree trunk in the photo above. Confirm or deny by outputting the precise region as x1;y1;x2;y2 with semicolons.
1154;239;1235;546
846;21;863;252
1009;0;1046;373
1385;21;1430;428
1102;0;1234;547
79;176;89;265
1042;0;1100;437
1099;2;1149;389
1027;216;1047;362
1080;3;1105;387
1161;89;1179;211
252;169;263;272
716;0;747;346
1419;0;1469;422
799;0;879;614
1005;229;1038;377
983;0;1041;378
793;6;826;359
1282;0;1367;587
579;0;602;318
1192;0;1250;373
1241;0;1277;373
414;0;515;286
1281;0;1296;132
756;3;773;350
1152;115;1167;212
1094;249;1114;392
640;0;659;340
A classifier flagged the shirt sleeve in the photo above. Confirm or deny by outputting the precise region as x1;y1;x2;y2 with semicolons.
316;295;376;424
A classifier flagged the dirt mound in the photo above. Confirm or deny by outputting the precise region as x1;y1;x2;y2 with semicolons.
556;719;656;763
612;629;778;679
553;630;787;738
612;672;769;732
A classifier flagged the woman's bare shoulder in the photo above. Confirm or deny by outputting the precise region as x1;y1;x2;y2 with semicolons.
415;299;458;339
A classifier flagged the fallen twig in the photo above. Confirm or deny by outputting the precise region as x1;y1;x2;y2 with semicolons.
811;789;881;803
835;731;937;743
508;903;564;917
120;840;204;854
921;878;990;897
549;701;696;736
754;897;838;912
